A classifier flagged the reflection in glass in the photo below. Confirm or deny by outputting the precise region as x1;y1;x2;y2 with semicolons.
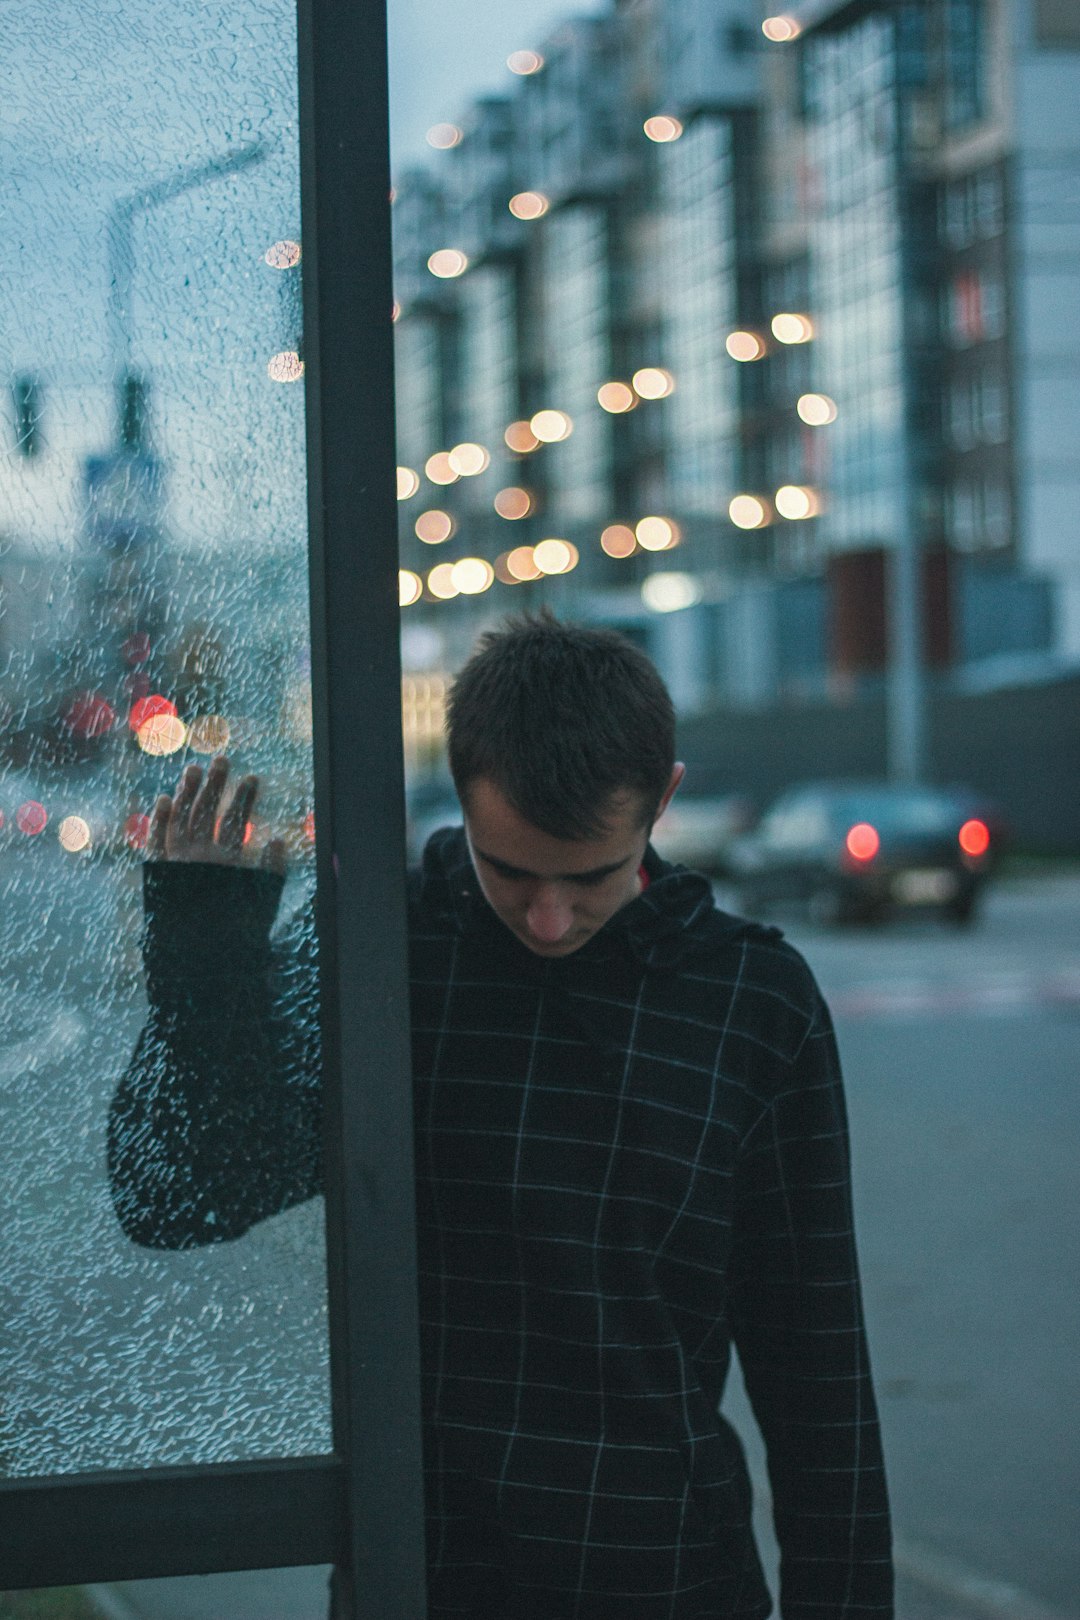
1;0;330;1475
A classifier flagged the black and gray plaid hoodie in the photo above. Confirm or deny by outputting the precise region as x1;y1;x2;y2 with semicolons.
110;828;893;1620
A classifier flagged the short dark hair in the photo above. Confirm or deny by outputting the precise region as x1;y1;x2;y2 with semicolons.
446;612;675;840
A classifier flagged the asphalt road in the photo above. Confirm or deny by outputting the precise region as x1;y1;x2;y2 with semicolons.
3;857;1077;1618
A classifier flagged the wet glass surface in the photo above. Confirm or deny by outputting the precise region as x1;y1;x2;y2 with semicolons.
1;1;330;1475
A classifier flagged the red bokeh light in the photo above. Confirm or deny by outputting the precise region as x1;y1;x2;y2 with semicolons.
121;632;152;665
64;691;116;737
303;810;316;843
124;812;151;849
129;694;177;732
959;818;990;857
16;800;48;836
845;822;880;862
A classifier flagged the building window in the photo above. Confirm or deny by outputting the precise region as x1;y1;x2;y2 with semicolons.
944;0;985;129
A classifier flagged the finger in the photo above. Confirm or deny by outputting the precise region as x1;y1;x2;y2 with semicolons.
148;795;173;859
170;763;203;842
187;755;229;844
218;775;258;851
261;837;288;878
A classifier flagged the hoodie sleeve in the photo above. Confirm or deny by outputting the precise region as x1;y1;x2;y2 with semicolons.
729;989;893;1618
108;860;323;1249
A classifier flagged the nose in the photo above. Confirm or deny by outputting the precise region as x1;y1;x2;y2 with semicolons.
525;886;575;944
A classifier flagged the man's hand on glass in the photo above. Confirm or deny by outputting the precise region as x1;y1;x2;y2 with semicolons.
149;755;287;876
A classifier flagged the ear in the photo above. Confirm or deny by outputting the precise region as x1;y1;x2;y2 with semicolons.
653;762;686;823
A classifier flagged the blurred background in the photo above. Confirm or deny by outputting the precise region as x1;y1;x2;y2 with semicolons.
2;1;1078;1617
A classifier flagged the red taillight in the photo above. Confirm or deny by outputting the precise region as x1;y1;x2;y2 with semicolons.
845;822;880;861
959;818;990;858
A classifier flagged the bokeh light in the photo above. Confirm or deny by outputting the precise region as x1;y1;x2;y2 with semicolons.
509;191;550;220
448;442;491;477
636;516;680;551
392;301;401;323
505;545;543;581
397;465;421;499
643;116;684;143
426;123;463;149
533;538;578;575
187;715;232;754
137;714;187;756
16;800;47;836
729;494;771;530
63;691;115;737
530;409;573;443
124;812;150;850
507;48;544;74
427;563;460;600
797;392;838;426
846;822;880;861
265;239;301;269
960;818;991;857
762;15;801;42
505;420;541;453
726;330;766;362
129;694;177;732
427;249;469;279
600;524;637;558
597;382;636;414
399;570;423;607
642;573;703;613
775;484;819;520
58;815;91;853
632;367;675;400
494;487;534;520
451;557;495;595
415;509;456;544
268;351;304;382
771;312;814;344
425;452;460;486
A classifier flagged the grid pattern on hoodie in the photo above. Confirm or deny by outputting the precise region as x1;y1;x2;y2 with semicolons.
110;832;893;1620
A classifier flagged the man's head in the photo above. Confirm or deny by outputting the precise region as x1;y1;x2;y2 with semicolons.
446;613;684;955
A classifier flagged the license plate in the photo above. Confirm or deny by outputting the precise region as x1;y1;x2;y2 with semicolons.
891;868;959;903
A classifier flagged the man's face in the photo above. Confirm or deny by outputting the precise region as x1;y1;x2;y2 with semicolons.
462;774;677;958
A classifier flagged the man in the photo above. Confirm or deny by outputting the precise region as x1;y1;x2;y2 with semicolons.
110;614;893;1617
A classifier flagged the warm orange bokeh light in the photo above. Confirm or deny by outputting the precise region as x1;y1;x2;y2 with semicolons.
427;249;469;279
448;442;491;477
397;465;421;499
597;382;636;414
425;452;460;486
494;487;533;520
426;563;460;600
137;714;187;756
846;823;880;862
505;545;543;581
636;516;680;551
729;495;770;530
601;524;637;558
399;569;424;607
58;815;92;853
267;351;304;382
415;509;455;544
959;818;991;857
264;239;301;269
762;15;801;42
797;393;838;427
129;695;177;732
509;191;550;220
643;116;683;143
533;538;578;575
771;312;814;344
507;49;544;75
775;485;819;520
632;367;675;400
187;715;232;754
530;409;573;443
426;123;463;149
725;331;766;362
450;557;495;595
505;420;540;453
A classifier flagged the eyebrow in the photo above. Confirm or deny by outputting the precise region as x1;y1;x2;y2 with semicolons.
474;848;634;883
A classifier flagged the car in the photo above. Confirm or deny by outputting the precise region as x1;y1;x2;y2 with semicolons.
650;793;753;876
729;780;995;927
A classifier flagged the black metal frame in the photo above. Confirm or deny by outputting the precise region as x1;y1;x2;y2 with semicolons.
0;0;425;1612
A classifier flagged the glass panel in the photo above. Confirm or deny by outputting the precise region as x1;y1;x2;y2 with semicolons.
1;1;330;1473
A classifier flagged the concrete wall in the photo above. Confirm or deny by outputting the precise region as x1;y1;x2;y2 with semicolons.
677;667;1080;853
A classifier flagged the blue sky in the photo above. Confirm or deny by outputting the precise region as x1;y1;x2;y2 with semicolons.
388;0;608;171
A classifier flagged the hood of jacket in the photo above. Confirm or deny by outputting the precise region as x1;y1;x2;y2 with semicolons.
413;825;778;975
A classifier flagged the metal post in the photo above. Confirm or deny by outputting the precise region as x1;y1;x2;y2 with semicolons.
297;1;428;1616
